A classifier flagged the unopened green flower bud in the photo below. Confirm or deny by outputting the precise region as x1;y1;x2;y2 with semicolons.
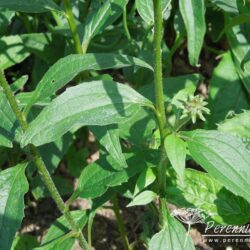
179;95;210;124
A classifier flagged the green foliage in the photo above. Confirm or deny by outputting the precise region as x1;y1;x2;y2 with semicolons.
0;91;21;147
0;35;30;70
136;0;171;25
29;53;152;105
128;190;157;207
82;0;128;50
148;212;195;250
91;125;128;170
207;52;248;127
179;0;206;66
77;151;158;199
38;210;87;250
218;110;250;140
183;130;250;204
22;80;153;146
164;133;186;184
167;168;250;225
0;0;62;13
0;163;29;250
0;0;250;249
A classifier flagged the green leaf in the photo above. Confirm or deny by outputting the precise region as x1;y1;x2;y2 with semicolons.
82;0;127;49
127;191;157;207
227;26;250;93
179;0;206;66
77;151;158;199
164;134;186;185
31;175;73;200
22;80;154;147
11;235;39;250
218;110;250;140
21;33;66;64
183;130;250;204
134;167;156;196
139;73;201;102
149;212;195;250
38;210;87;250
167;168;250;225
136;0;171;25
91;125;127;170
0;0;62;13
0;10;14;36
29;53;153;105
16;92;52;108
207;52;249;127
0;91;21;148
67;147;88;178
0;163;29;250
10;75;28;93
0;35;30;70
210;0;238;14
119;107;156;147
241;49;250;70
38;133;73;174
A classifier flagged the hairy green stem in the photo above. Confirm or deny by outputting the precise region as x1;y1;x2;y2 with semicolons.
153;0;167;138
153;0;168;226
112;195;131;250
0;70;89;250
63;0;83;54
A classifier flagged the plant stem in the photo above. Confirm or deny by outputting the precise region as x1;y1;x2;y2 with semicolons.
63;0;83;54
112;195;131;250
153;0;168;226
0;70;89;250
153;0;167;138
123;5;131;41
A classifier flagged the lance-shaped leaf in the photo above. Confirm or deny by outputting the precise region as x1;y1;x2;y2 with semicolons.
136;0;171;25
77;151;158;199
179;0;206;66
0;0;62;13
0;91;21;148
167;168;250;225
38;210;87;250
0;163;29;250
210;0;238;14
22;80;154;147
227;26;250;93
183;130;250;204
29;53;153;105
164;134;186;185
0;10;14;36
134;167;156;196
10;75;28;93
207;52;248;127
82;0;127;49
91;125;127;170
127;191;157;207
0;35;30;70
149;212;195;250
218;110;250;140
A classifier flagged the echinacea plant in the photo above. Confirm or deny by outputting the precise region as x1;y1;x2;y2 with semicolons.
0;0;250;250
